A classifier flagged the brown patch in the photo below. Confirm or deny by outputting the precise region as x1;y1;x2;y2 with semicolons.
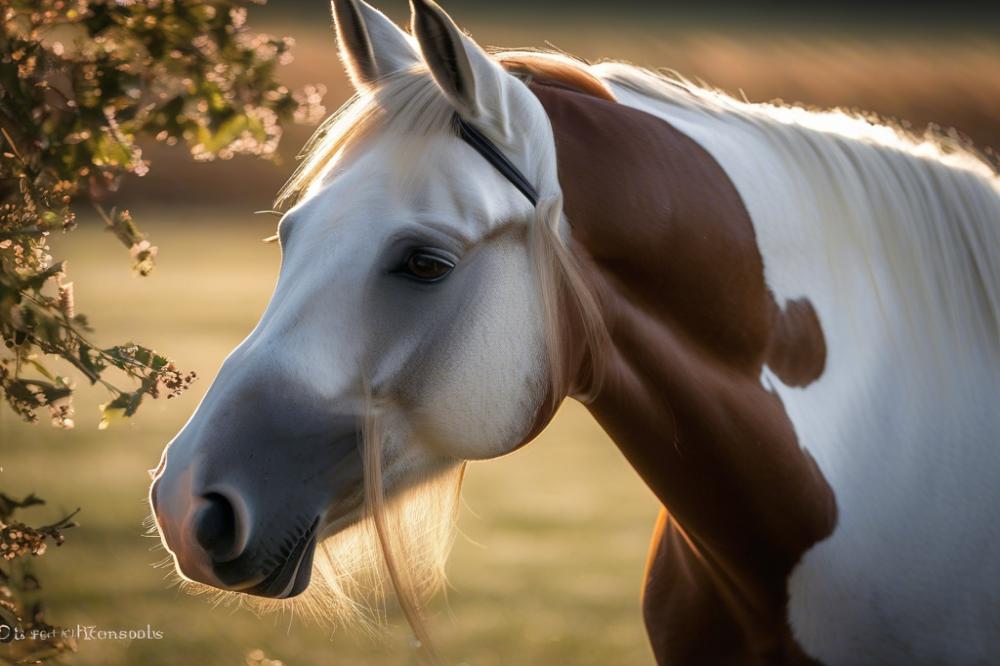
767;298;827;388
501;55;617;102
529;81;837;665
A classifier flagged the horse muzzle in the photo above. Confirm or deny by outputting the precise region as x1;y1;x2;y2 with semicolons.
149;415;364;599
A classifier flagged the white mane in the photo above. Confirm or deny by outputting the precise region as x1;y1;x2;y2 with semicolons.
589;60;1000;359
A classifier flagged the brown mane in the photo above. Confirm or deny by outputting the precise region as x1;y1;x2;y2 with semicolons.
500;54;618;102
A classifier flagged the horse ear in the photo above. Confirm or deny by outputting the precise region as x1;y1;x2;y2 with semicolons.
331;0;418;89
409;0;505;122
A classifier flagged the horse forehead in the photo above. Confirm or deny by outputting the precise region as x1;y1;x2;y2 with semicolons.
298;134;533;240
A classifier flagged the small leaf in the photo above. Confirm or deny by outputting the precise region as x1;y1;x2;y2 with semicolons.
89;131;134;168
98;393;130;430
98;390;142;429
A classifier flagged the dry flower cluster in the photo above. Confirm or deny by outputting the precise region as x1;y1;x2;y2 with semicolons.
0;493;78;662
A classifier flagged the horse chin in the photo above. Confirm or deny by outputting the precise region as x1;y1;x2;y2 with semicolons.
282;536;317;599
240;520;320;599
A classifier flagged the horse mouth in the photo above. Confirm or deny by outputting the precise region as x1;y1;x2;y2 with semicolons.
243;518;319;599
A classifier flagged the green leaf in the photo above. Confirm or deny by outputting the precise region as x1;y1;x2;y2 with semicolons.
98;388;144;429
24;357;56;381
201;113;249;153
89;131;134;168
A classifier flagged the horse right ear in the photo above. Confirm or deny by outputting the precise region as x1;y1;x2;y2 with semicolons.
410;0;508;124
331;0;419;89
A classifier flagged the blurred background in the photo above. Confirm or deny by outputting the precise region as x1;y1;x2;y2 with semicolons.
2;1;998;664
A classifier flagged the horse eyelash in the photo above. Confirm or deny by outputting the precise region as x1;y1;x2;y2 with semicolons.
389;250;456;279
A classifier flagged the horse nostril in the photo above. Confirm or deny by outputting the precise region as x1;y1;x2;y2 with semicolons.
195;493;242;563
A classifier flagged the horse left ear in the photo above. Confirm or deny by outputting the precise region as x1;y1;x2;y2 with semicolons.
410;0;508;124
332;0;419;90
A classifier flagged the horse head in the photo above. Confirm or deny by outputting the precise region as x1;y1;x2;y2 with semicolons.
149;0;596;615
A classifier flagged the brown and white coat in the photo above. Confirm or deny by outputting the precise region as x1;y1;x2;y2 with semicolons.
150;2;1000;664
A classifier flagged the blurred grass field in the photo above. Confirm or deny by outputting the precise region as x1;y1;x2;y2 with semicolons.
2;6;999;665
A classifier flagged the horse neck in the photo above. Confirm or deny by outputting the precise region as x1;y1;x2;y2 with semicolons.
531;81;837;575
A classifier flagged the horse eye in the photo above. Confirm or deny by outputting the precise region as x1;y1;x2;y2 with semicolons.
403;252;454;282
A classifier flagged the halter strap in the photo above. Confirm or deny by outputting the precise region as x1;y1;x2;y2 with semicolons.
454;114;539;207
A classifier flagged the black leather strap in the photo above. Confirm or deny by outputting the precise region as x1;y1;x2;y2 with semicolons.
454;114;539;207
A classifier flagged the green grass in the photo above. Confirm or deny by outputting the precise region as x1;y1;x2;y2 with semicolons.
1;211;659;665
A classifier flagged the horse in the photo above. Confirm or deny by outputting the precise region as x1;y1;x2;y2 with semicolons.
149;1;1000;663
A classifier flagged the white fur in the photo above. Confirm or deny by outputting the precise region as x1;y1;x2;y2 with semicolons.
273;121;549;460
593;62;1000;663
